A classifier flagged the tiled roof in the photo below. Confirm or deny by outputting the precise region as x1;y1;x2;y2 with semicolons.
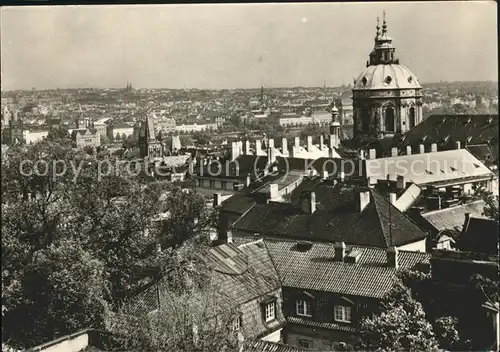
287;316;356;332
421;200;486;232
207;241;281;306
264;239;430;299
205;241;286;337
365;149;494;186
394;114;498;151
242;339;321;352
231;180;427;248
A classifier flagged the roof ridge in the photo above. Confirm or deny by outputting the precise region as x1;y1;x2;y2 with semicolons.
370;189;391;247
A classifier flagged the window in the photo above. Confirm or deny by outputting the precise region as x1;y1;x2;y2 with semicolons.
296;300;312;317
384;106;395;132
298;339;312;349
231;316;241;332
265;301;276;322
409;107;416;128
334;305;351;323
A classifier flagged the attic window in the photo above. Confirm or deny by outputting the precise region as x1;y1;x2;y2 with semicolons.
425;169;433;175
467;136;473;143
450;166;457;172
362;77;367;86
408;76;413;83
464;118;472;125
385;76;392;84
473;163;480;168
443;135;450;143
487;117;493;124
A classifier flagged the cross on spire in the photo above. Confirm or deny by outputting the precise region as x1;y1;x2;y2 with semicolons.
376;17;380;39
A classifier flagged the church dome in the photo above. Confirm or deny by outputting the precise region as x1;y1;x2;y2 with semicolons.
353;64;421;90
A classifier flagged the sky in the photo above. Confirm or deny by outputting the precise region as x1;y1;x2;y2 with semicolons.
1;2;497;90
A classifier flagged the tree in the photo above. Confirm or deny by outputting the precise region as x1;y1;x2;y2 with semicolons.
358;280;439;352
100;134;110;145
434;316;460;350
105;240;241;352
122;134;137;150
46;126;71;146
1;142;216;348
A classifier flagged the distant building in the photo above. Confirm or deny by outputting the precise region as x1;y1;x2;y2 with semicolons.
175;123;217;133
108;122;134;140
71;128;101;149
23;129;49;144
156;118;176;133
139;115;162;159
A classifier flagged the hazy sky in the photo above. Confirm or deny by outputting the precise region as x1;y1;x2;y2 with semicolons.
1;2;497;90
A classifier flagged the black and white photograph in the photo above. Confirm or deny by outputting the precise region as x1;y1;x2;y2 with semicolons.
1;2;498;351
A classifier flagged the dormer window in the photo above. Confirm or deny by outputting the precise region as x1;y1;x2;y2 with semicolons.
408;76;413;83
296;300;312;317
231;315;241;332
362;77;367;86
264;300;276;322
334;305;352;323
385;76;392;84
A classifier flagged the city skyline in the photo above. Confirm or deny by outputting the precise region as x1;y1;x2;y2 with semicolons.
1;2;498;91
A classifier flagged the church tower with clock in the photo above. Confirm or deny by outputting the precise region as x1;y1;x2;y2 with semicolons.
352;13;423;140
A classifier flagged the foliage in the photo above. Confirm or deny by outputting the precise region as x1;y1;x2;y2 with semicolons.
192;131;211;145
434;316;460;350
46;126;71;146
106;238;242;352
478;188;499;225
121;134;137;150
358;280;439;352
1;141;215;348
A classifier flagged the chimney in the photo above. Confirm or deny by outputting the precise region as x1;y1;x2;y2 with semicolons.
269;183;279;200
335;241;346;262
282;137;289;156
256;139;262;154
238;141;243;155
231;142;239;161
322;170;329;180
396;175;405;189
464;212;471;230
358;190;370;212
244;140;251;155
339;171;345;182
418;144;425;154
406;146;412;155
213;193;222;207
267;147;277;164
368;149;376;159
319;135;325;150
430;143;437;153
307;136;313;152
387;246;399;269
268;138;275;149
359;150;365;160
294;136;300;150
301;192;316;214
367;176;377;188
389;193;397;205
391;147;398;157
455;141;461;150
